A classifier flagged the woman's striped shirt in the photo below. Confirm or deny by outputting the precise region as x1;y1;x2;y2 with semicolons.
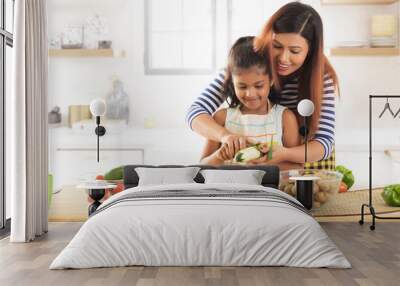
186;71;336;160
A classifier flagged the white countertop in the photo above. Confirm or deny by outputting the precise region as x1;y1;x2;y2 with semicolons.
50;125;400;153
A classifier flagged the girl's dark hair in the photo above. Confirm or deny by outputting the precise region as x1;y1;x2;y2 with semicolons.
254;2;339;137
223;36;271;108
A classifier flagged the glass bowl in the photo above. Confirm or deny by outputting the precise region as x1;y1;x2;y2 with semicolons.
279;169;343;209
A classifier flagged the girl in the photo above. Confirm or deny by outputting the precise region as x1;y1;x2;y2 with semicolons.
200;36;300;168
188;2;338;170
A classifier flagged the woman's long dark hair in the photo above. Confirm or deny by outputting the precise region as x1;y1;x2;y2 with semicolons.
254;2;339;137
223;36;272;108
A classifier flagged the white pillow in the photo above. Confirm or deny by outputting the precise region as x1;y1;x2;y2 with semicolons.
200;169;266;185
135;167;201;186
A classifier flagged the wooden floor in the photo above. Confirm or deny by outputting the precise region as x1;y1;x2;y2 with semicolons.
0;222;400;286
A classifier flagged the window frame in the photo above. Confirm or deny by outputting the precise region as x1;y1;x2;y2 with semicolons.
144;0;217;75
0;0;14;234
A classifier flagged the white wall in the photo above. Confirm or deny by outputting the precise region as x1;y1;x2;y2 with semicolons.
46;0;400;189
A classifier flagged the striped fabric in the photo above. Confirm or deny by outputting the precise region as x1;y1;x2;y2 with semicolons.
225;105;286;146
92;189;311;217
186;71;336;169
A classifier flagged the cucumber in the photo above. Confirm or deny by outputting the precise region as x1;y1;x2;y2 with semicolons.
234;145;262;163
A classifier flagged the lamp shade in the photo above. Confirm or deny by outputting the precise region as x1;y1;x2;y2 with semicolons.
297;99;314;117
90;99;106;117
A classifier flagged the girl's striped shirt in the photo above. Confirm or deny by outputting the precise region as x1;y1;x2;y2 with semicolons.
186;71;336;160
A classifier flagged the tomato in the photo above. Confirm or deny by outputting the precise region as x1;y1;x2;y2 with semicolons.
111;183;124;194
95;174;104;180
339;181;348;193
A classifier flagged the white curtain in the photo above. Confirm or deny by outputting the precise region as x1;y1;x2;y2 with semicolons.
10;0;48;242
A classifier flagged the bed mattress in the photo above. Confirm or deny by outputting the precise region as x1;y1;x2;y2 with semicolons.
50;183;351;269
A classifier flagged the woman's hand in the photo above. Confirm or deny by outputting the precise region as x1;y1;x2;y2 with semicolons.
215;143;235;161
220;134;248;156
247;145;289;165
247;147;303;170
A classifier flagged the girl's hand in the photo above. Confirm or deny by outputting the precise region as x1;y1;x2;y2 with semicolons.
220;134;248;156
247;146;288;165
264;145;289;164
257;143;270;153
216;143;235;161
247;154;268;165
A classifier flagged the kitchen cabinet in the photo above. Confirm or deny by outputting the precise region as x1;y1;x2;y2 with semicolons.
52;147;144;190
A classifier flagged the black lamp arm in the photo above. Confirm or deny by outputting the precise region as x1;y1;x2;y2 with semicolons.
304;116;308;165
94;116;106;162
298;117;309;166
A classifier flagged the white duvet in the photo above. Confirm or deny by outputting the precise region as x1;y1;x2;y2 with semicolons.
50;183;351;269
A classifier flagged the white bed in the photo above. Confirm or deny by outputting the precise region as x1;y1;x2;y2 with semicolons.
50;183;351;269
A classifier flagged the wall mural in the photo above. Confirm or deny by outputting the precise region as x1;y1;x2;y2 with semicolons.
46;1;400;221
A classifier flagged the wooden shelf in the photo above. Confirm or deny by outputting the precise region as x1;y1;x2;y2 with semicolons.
322;0;398;4
49;49;125;58
330;47;400;56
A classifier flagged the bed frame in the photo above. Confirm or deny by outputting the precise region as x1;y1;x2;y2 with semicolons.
123;165;280;189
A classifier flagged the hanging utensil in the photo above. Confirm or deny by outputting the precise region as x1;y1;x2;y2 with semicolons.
393;107;400;118
378;98;395;118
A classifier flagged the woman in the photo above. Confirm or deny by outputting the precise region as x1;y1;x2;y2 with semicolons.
186;2;338;170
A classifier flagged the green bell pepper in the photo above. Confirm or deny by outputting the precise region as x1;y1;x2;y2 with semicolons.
381;184;400;207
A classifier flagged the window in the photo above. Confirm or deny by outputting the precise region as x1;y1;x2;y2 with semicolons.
0;0;14;235
144;0;216;75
